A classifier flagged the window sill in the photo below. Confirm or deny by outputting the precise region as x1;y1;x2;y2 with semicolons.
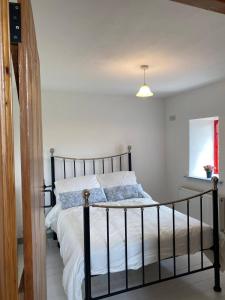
184;175;223;184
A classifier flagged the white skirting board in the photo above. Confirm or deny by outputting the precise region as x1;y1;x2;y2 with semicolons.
178;187;225;232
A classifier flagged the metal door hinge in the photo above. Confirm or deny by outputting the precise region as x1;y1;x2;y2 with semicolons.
9;3;21;44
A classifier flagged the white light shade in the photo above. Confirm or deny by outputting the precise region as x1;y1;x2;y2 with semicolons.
136;84;154;98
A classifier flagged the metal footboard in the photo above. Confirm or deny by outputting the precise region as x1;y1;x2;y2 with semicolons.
82;176;221;299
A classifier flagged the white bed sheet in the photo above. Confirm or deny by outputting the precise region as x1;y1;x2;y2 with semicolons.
45;196;222;300
50;218;58;234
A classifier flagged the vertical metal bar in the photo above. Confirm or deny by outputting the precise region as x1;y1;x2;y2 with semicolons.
83;160;86;176
74;160;76;177
83;190;91;299
63;159;66;179
141;208;145;284
124;208;128;289
93;160;95;174
120;155;122;171
50;149;57;240
157;206;161;280
187;200;190;273
50;149;56;206
172;204;176;276
200;196;204;269
111;157;113;172
102;159;105;174
128;146;132;171
212;177;221;292
106;208;110;294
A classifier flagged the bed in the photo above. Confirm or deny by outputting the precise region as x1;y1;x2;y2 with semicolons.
44;146;223;300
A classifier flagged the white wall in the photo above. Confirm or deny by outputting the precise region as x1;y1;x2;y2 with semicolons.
165;79;225;201
42;91;167;202
15;79;225;236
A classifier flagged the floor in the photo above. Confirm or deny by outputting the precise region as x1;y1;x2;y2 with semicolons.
47;239;225;300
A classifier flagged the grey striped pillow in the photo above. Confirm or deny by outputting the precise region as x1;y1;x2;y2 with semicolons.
104;184;144;202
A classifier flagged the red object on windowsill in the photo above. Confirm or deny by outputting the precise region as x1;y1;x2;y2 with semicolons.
214;120;219;174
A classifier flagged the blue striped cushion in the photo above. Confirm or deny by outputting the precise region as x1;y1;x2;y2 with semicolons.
59;188;107;209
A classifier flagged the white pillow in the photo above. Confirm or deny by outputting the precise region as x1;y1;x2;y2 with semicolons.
55;175;100;202
97;171;137;188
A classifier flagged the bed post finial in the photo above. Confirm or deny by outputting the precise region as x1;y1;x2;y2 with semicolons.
212;176;219;191
128;145;132;153
83;189;90;207
50;148;55;157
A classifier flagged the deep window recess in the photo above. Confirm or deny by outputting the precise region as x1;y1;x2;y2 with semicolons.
189;117;219;179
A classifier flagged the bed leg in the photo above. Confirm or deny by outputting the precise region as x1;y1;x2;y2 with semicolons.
83;190;91;300
214;268;221;292
212;177;221;292
53;232;57;240
53;232;60;248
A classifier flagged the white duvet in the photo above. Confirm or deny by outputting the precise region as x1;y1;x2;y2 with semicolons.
46;196;224;300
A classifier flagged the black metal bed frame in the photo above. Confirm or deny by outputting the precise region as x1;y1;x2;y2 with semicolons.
44;146;221;299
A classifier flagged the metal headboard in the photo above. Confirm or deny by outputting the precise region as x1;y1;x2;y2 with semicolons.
44;145;132;208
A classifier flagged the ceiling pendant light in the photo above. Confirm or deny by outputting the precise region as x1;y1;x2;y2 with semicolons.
136;65;154;98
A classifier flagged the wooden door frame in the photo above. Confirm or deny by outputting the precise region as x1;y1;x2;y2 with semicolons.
171;0;225;14
1;1;46;299
17;0;47;299
0;0;18;299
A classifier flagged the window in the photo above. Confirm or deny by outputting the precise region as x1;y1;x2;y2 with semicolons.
189;117;219;179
